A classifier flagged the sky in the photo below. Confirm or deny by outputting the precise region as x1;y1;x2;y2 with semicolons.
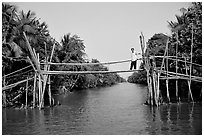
9;2;191;79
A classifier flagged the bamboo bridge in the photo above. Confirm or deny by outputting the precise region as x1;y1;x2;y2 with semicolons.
2;32;202;109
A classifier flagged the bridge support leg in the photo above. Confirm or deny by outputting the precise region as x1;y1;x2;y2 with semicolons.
3;78;6;107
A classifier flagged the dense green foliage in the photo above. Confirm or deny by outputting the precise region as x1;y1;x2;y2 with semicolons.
2;3;125;107
127;63;147;84
128;2;202;101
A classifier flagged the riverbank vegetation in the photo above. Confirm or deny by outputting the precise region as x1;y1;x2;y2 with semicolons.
128;2;202;102
2;3;125;107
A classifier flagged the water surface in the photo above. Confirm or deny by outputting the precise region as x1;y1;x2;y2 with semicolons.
2;83;202;135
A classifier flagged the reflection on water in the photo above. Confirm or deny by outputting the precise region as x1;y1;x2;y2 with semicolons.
144;103;202;135
2;83;202;135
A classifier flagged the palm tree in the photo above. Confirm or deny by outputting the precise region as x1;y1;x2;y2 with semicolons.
2;3;51;77
2;3;18;42
3;3;44;58
2;3;23;57
58;33;86;63
168;7;189;32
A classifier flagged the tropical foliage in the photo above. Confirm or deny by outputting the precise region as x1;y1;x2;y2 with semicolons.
2;3;125;107
128;2;202;101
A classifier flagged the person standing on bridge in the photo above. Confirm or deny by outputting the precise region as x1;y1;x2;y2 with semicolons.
130;48;138;70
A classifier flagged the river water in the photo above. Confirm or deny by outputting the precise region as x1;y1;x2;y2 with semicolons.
2;83;202;135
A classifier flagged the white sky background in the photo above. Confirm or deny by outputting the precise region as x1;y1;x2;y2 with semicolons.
9;2;190;79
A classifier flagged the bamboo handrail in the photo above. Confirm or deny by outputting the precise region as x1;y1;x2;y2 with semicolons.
159;76;201;82
39;56;202;68
42;69;143;75
155;55;190;59
160;70;202;81
161;73;201;82
2;77;34;91
41;59;132;66
5;69;33;79
156;56;202;67
3;65;32;78
2;55;28;61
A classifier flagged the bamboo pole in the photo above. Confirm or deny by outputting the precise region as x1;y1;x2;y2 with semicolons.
2;77;34;91
37;53;42;108
189;24;194;101
23;32;42;77
143;35;153;106
25;77;29;109
24;32;44;110
33;73;37;108
39;77;42;108
152;68;158;106
176;32;179;102
160;70;202;81
33;48;38;61
42;69;143;75
48;75;52;106
3;65;32;78
185;57;194;102
36;81;39;107
12;94;22;102
140;33;152;105
157;70;161;105
156;69;160;105
3;77;6;107
27;56;37;72
151;58;158;106
40;57;201;67
27;56;37;108
159;39;169;75
155;56;202;67
40;57;48;108
43;59;132;66
149;78;153;106
155;55;190;59
160;76;201;82
39;43;56;109
157;39;169;105
166;45;170;103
